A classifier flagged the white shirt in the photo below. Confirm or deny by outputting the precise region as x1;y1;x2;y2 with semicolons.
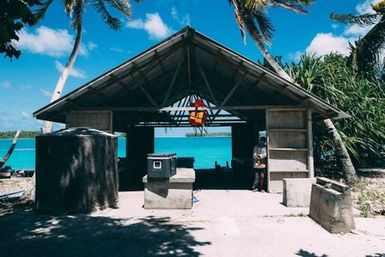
253;145;267;160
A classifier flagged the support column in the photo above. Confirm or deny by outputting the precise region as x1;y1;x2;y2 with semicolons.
231;124;255;186
124;127;154;189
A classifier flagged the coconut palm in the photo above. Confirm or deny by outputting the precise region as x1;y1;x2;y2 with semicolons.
228;0;314;81
331;1;385;77
0;0;52;59
0;131;21;171
42;0;138;133
229;0;359;185
288;54;385;183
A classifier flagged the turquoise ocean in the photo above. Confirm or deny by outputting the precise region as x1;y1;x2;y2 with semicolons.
0;137;231;170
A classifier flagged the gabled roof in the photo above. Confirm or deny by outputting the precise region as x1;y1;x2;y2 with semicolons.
34;27;349;130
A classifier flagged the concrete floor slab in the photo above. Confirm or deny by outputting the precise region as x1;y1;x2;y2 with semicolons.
0;190;384;257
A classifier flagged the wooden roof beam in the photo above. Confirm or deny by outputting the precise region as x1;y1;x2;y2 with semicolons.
162;58;184;107
196;58;219;106
76;105;302;112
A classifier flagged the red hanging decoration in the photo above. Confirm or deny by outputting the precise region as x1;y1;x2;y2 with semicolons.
189;99;207;127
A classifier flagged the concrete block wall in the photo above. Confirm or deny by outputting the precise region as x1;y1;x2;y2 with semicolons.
309;177;355;233
283;178;315;207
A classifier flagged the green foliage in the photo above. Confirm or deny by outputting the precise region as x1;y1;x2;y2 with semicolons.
0;131;41;139
330;1;385;77
1;0;139;59
229;0;314;46
330;12;379;26
0;0;52;59
287;54;385;167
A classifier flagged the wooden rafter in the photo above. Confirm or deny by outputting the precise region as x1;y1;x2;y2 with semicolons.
78;105;303;112
196;58;218;105
139;85;159;108
208;77;245;124
162;58;184;107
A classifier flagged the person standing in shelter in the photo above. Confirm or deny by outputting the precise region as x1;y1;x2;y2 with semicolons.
252;137;267;192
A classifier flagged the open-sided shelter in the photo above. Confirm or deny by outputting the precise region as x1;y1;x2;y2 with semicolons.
34;27;348;192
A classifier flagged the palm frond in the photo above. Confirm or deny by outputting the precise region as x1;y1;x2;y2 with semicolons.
30;0;53;25
252;6;273;43
271;0;312;14
63;0;76;17
330;12;379;25
93;0;121;30
104;0;133;18
230;0;247;44
242;10;271;45
350;17;385;75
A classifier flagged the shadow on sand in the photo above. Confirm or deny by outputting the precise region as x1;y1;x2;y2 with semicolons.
0;202;210;257
296;249;328;257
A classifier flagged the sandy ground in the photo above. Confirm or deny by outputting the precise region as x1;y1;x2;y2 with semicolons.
0;190;384;257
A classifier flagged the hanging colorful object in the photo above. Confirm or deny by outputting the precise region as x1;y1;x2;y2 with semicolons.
189;99;207;127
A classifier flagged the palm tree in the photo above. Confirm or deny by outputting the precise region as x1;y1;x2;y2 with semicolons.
0;131;21;171
229;0;358;185
331;1;385;77
42;0;137;133
0;0;52;59
288;54;383;184
228;0;314;81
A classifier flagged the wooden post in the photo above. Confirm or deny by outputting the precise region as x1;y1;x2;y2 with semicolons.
307;109;314;178
265;109;270;192
125;127;155;189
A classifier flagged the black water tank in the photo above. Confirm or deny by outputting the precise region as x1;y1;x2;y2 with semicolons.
35;128;118;214
147;153;176;178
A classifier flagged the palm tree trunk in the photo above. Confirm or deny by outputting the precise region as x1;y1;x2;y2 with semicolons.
254;41;294;82
248;30;294;82
42;23;82;134
323;118;358;185
0;130;21;170
248;24;358;186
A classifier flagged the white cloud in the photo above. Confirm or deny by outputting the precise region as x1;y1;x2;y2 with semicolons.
288;51;303;62
127;19;145;29
109;47;124;53
55;61;87;79
16;26;96;57
40;88;52;97
356;0;381;14
86;42;98;50
298;0;380;59
343;23;375;38
1;81;13;89
18;85;32;91
127;13;172;40
21;111;30;119
171;6;191;26
17;26;74;57
331;24;339;30
306;33;351;57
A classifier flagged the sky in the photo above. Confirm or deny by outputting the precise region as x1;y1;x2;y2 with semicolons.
0;0;379;136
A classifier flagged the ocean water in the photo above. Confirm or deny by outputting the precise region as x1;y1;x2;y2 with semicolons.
0;137;231;170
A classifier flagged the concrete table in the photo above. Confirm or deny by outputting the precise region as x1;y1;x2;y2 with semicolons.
142;168;195;209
